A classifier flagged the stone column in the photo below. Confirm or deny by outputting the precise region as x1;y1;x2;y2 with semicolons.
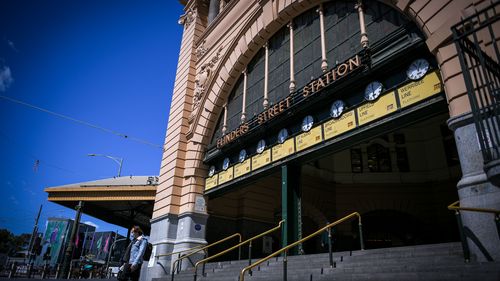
448;113;500;261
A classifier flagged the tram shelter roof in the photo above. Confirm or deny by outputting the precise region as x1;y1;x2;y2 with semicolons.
44;176;157;235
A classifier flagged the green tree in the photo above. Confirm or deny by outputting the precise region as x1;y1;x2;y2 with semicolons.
0;229;31;256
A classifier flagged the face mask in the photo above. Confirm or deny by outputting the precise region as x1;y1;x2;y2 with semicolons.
129;234;135;240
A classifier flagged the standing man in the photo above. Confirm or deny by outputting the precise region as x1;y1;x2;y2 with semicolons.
121;226;147;281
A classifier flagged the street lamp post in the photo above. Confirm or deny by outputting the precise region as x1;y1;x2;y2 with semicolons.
87;154;123;177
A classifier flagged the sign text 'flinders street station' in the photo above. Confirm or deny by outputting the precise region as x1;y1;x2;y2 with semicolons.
216;55;362;149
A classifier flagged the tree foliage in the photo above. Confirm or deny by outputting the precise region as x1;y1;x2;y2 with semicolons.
0;229;31;256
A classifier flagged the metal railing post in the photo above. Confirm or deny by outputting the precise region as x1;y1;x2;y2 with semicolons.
177;253;181;274
202;252;206;277
455;210;471;262
171;253;180;281
327;228;333;268
358;221;365;250
192;221;285;277
495;214;500;240
248;241;252;275
283;250;288;281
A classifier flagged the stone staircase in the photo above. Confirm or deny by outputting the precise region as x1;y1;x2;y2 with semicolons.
156;242;500;281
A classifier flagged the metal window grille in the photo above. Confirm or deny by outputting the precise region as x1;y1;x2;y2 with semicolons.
452;1;500;185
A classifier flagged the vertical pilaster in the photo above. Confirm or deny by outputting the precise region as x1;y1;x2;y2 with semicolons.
241;69;248;123
355;0;369;49
263;43;269;109
222;103;228;134
288;22;296;93
317;4;328;72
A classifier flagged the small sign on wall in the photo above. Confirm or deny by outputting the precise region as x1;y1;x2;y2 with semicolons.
194;196;206;213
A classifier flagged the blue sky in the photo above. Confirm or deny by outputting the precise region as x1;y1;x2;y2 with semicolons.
0;1;184;235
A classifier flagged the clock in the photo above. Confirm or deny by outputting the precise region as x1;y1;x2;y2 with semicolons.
238;149;247;163
278;128;289;144
302;115;314;132
256;139;266;153
208;166;215;177
406;58;430;80
330;100;345;118
364;81;383;101
222;158;230;170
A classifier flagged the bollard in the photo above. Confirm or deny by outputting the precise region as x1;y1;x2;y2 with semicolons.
41;264;48;279
8;262;17;279
27;263;32;278
55;264;61;279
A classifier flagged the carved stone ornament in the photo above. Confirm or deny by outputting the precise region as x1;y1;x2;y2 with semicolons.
178;7;196;27
192;45;224;111
193;64;211;109
196;40;208;60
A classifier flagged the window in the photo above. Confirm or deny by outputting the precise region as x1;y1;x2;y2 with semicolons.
394;133;409;172
351;148;363;173
367;143;392;172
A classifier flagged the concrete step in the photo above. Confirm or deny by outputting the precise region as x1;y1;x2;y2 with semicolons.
153;242;500;281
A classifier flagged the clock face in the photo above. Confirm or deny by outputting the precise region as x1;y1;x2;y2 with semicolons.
302;115;314;132
364;81;383;101
238;149;247;163
407;58;429;80
222;158;230;170
256;139;266;153
208;166;215;177
278;128;289;144
330;100;345;118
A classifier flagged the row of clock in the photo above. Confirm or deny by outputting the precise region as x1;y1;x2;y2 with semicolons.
364;58;430;101
208;58;430;177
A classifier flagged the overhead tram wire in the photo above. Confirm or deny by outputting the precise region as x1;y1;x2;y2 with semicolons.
0;129;83;176
0;95;162;150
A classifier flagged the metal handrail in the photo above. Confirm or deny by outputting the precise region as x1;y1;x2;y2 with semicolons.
193;220;285;280
447;201;500;262
155;244;205;258
239;212;363;281
448;200;500;214
171;233;241;281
